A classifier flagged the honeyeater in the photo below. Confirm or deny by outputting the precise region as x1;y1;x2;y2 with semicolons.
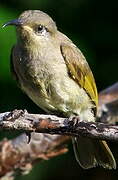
3;10;116;169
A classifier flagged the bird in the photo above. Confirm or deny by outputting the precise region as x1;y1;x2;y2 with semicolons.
3;10;116;169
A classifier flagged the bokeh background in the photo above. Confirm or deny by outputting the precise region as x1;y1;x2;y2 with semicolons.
0;0;118;179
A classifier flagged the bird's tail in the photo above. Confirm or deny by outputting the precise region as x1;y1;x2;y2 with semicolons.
72;137;116;169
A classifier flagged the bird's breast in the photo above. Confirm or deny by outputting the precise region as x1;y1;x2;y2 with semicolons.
13;45;95;121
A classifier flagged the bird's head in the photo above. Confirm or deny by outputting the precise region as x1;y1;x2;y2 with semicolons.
3;10;57;47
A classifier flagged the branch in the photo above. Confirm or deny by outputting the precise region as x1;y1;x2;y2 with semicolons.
0;82;118;179
0;109;118;142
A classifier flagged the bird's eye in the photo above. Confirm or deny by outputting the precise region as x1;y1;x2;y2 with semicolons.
37;25;44;32
35;25;47;35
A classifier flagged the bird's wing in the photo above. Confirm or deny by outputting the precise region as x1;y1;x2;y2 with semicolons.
60;43;98;114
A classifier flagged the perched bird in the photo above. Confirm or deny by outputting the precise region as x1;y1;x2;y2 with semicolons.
3;10;116;169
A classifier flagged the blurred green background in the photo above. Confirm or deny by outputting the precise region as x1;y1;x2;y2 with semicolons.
0;0;118;179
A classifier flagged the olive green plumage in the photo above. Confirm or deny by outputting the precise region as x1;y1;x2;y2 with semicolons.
5;10;116;169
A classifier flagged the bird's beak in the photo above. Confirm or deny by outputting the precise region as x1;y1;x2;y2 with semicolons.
2;19;23;28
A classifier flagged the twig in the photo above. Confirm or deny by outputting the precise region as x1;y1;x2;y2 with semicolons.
0;109;118;142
